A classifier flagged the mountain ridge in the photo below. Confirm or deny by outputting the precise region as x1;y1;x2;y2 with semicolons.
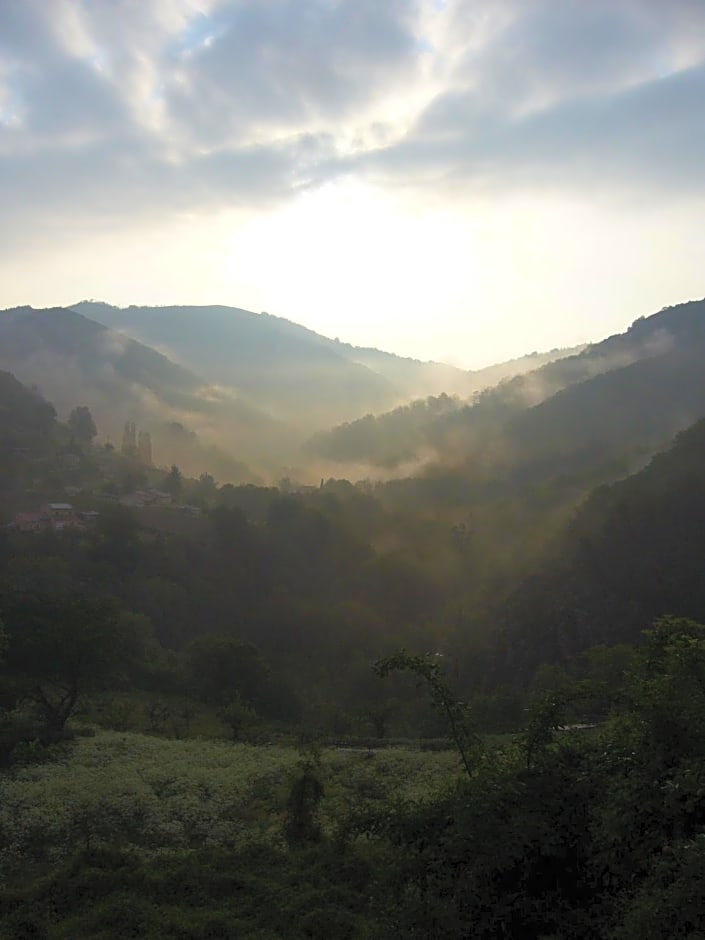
309;297;705;471
0;306;283;479
71;300;583;427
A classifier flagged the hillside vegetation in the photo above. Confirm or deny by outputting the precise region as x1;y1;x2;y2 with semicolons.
0;307;291;479
4;298;705;936
310;299;705;478
497;415;705;676
74;300;580;430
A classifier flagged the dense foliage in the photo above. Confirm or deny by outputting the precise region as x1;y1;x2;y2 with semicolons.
311;301;705;494
499;416;705;676
3;620;705;937
5;300;705;935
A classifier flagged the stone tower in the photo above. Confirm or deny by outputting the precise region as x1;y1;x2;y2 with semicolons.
121;421;137;458
138;430;153;466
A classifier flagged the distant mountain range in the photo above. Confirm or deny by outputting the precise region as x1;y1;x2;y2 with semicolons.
71;301;582;429
6;297;703;489
309;299;705;483
0;300;582;479
0;306;283;479
0;305;208;410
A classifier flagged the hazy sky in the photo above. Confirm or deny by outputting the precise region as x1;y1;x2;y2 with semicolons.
2;0;705;367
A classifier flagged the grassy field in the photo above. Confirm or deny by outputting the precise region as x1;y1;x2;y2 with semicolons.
78;690;228;739
0;730;464;885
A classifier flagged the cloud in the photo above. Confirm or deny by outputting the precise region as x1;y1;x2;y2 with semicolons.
0;0;423;253
164;0;421;144
1;0;705;257
344;61;705;198
331;0;705;198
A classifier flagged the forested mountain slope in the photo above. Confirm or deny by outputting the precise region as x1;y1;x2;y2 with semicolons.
0;307;286;477
497;415;705;677
498;342;705;485
73;301;580;429
0;370;57;491
310;298;705;470
72;301;407;427
0;369;56;441
306;392;465;466
0;306;205;409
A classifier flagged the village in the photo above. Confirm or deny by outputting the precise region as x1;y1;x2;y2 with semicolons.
6;420;202;533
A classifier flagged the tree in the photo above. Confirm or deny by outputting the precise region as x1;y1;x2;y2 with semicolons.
3;593;142;732
284;747;325;847
0;615;11;710
119;465;147;494
184;635;271;710
218;693;259;742
163;464;183;499
626;616;705;766
90;504;141;575
196;472;218;506
375;649;480;778
68;406;97;445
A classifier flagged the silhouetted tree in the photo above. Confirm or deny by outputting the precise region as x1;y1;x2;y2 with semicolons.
67;405;97;445
163;464;183;498
3;594;141;732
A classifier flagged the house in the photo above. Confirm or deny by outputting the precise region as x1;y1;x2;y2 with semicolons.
43;502;82;531
9;501;93;533
12;511;48;533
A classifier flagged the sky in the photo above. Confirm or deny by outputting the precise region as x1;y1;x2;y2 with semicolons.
1;0;705;368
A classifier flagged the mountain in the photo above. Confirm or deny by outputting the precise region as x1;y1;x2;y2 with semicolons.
0;306;282;479
70;301;580;430
499;342;705;483
0;370;57;488
306;392;466;467
0;302;578;482
71;302;401;427
497;415;705;677
474;298;705;494
0;305;207;409
0;368;56;441
333;341;584;401
344;298;705;621
310;298;705;474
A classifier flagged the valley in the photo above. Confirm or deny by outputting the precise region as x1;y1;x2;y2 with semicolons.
3;295;705;938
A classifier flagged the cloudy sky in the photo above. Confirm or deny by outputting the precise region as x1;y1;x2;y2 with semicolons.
2;0;705;366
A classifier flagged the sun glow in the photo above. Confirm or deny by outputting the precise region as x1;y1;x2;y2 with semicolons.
221;180;482;360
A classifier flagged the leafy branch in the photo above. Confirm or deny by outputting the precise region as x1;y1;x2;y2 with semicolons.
374;649;480;779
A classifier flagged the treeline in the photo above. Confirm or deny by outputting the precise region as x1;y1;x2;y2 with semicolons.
305;392;462;466
0;491;458;756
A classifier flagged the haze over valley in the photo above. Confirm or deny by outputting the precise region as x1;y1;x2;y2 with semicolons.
4;2;705;937
0;299;586;481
